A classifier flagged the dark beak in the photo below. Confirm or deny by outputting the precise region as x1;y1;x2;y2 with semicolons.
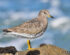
50;16;54;18
48;15;54;19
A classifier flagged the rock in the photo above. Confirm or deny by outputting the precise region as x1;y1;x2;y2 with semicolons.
17;44;69;55
0;44;69;55
0;46;17;55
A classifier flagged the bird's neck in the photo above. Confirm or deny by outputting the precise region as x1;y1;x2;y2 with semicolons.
38;14;48;26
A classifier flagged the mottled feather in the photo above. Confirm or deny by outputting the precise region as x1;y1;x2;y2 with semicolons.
8;18;45;34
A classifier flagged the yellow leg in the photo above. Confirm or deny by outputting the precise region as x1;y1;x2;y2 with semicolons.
27;40;31;50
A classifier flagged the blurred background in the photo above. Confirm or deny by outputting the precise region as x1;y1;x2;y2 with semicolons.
0;0;70;51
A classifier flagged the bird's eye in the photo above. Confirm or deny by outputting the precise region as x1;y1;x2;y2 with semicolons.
44;12;46;14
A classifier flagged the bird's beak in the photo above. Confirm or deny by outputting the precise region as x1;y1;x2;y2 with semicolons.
48;15;54;18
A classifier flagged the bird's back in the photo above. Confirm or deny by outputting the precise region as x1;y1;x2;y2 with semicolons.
7;17;47;34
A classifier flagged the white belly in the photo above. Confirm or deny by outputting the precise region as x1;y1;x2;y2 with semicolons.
4;31;44;39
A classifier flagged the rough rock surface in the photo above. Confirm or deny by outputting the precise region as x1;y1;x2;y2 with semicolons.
0;44;69;55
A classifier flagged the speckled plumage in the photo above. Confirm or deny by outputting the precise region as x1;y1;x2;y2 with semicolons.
3;10;52;39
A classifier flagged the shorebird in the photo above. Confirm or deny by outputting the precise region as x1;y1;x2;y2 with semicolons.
3;10;54;50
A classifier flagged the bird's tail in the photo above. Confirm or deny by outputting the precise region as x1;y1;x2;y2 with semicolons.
3;29;12;32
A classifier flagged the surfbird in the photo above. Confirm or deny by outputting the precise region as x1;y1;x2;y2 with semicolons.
3;10;54;50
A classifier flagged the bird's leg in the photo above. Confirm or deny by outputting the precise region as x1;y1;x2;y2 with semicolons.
27;40;32;50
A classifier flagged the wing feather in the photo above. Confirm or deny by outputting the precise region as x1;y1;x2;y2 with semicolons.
8;18;44;34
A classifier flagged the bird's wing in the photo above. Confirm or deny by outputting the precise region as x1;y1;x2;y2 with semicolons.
8;18;44;34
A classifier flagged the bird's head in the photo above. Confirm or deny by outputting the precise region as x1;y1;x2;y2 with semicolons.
39;9;54;18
